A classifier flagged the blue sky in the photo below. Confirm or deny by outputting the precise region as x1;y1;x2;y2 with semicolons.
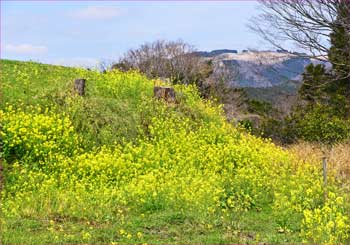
1;1;271;67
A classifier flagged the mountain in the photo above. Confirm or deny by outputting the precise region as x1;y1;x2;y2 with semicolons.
198;50;326;88
196;50;329;115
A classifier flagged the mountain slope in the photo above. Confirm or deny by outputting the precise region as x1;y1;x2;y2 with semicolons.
198;50;323;88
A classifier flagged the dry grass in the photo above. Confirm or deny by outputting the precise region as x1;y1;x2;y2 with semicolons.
288;142;350;185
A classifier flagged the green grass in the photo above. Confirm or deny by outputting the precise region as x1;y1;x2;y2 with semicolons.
1;59;79;104
1;208;302;244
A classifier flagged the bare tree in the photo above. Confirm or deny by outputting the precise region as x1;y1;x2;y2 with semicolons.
249;0;350;94
249;0;350;59
112;40;212;86
98;59;114;73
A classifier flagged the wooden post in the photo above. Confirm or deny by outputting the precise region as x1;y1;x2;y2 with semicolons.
321;144;332;200
322;156;327;186
154;86;176;103
74;79;86;96
0;124;3;193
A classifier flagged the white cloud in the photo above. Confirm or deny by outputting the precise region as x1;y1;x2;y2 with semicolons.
73;6;122;20
5;44;48;55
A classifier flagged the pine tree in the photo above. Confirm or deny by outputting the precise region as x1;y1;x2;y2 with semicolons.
292;0;350;145
299;63;329;103
299;0;350;117
327;0;350;116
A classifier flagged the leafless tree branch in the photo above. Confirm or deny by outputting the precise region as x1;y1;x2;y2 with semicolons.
249;0;350;80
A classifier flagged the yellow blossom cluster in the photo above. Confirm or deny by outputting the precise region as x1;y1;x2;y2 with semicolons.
1;105;80;162
2;101;349;243
302;192;350;244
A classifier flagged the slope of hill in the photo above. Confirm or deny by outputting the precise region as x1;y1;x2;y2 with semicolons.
1;59;349;244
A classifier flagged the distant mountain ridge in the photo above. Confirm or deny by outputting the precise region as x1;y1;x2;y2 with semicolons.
194;49;238;57
197;49;326;88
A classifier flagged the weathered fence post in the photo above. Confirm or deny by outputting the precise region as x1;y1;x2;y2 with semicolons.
153;86;176;103
322;150;329;200
322;156;327;186
74;79;86;96
0;123;3;193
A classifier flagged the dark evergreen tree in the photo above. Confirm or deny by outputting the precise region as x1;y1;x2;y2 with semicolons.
299;64;329;103
290;0;350;145
299;0;350;117
328;0;350;81
327;0;350;116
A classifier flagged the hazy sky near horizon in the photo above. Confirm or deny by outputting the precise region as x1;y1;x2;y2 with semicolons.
1;1;275;67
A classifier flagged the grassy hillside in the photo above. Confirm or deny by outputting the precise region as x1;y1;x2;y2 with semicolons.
1;59;349;244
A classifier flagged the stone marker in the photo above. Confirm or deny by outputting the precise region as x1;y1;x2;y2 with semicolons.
154;86;176;103
74;79;86;96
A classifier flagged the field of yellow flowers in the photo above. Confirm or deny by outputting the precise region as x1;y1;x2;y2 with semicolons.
0;59;349;244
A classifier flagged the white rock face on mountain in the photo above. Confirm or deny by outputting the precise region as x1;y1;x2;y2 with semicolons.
214;51;294;65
